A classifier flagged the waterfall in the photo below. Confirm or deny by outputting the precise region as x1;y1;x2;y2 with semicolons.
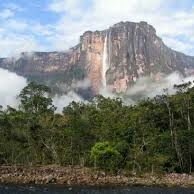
102;33;108;88
108;29;111;70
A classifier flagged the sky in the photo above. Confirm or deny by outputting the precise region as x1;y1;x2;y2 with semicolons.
0;0;194;57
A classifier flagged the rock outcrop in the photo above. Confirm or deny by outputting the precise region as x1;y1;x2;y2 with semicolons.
0;21;194;95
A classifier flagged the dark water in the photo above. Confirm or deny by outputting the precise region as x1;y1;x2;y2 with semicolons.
0;185;194;194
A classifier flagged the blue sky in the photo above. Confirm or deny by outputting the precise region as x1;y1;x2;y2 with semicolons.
0;0;194;57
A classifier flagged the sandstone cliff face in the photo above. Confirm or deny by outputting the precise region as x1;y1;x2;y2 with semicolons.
79;31;106;93
102;21;194;93
0;21;194;95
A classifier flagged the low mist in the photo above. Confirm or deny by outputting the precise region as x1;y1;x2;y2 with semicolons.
125;72;194;101
1;68;194;112
0;68;86;111
53;92;85;113
0;68;27;108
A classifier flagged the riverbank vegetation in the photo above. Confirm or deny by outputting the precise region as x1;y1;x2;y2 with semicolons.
0;82;194;174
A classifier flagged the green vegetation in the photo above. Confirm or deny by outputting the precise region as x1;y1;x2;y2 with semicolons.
0;81;194;174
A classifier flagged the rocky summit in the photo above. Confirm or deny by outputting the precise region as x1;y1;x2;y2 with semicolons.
0;21;194;96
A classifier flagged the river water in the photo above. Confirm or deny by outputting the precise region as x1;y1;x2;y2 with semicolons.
0;185;194;194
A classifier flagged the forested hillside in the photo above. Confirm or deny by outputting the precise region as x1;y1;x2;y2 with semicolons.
0;82;194;174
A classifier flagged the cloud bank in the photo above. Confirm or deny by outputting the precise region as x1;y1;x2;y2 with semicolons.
0;68;86;111
124;72;194;104
0;68;27;108
1;68;194;112
53;92;85;112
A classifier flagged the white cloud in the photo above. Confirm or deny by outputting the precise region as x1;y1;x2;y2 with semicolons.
92;0;162;16
0;9;15;19
0;17;53;57
0;68;27;108
48;0;82;15
0;67;86;111
71;78;91;89
6;19;28;31
0;2;55;57
32;23;54;36
163;36;194;54
0;33;44;57
125;72;194;101
4;3;24;12
48;0;70;12
0;0;194;57
53;91;85;112
47;0;194;56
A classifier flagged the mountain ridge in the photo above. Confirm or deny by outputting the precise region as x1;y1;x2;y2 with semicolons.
0;21;194;96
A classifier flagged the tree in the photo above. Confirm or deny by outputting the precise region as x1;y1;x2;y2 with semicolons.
18;82;56;114
91;142;122;172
